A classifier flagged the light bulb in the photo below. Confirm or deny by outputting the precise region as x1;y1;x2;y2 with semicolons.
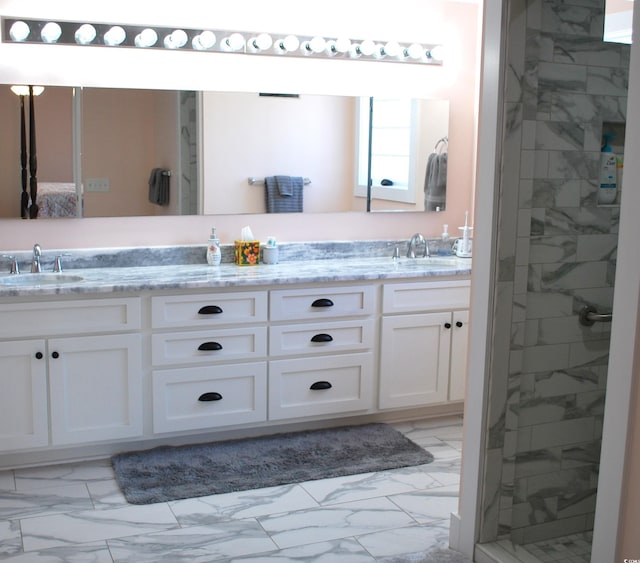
359;39;376;56
334;37;351;53
276;35;299;53
224;32;245;51
9;21;30;42
135;28;158;48
192;30;216;50
75;24;96;45
349;43;362;58
382;41;401;58
304;36;326;54
428;45;444;62
251;33;273;51
164;29;188;49
406;42;425;60
41;22;62;43
104;26;126;46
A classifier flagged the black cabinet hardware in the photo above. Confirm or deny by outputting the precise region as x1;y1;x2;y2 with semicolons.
311;298;334;308
35;352;43;359
311;333;333;343
444;323;451;329
51;351;60;359
456;321;463;328
310;381;332;390
198;392;223;401
198;305;223;315
198;341;223;351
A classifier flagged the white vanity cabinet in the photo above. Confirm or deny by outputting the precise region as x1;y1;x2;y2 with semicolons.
268;285;376;420
0;298;142;450
151;291;268;433
379;280;470;409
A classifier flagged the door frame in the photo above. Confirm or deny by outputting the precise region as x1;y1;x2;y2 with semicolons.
454;0;640;560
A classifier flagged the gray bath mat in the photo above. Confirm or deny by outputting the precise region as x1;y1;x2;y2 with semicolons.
111;423;433;504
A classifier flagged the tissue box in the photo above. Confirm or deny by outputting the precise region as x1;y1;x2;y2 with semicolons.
234;240;260;266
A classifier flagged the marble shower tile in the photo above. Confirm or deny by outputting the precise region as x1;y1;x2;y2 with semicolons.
519;179;534;208
0;519;22;557
478;448;503;542
553;36;622;67
523;343;570;372
538;62;587;93
257;497;415;549
568;338;611;367
560;441;602;470
0;542;114;563
169;484;318;525
517;399;567;427
0;482;93;520
356;521;451;559
529;236;577;264
547;151;595;182
525;291;574;319
587;66;629;96
575;233;618;261
228;538;376;562
0;470;15;491
529;418;595;450
107;521;277;563
531;179;581;208
541;2;600;36
521;514;589;545
20;503;178;552
540;261;608;290
511;497;558;528
540;207;614;235
300;467;442;506
514;449;562;478
536;316;604;345
533;368;600;398
535;122;584;151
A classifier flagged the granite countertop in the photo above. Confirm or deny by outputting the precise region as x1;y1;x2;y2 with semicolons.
0;255;472;297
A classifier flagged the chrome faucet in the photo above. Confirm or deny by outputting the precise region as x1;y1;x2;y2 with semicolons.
31;243;42;273
407;233;429;258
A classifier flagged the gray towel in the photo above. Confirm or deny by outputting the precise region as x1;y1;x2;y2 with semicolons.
424;152;447;211
265;175;304;213
148;168;170;206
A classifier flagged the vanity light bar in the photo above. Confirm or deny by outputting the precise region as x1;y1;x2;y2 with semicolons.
2;18;444;65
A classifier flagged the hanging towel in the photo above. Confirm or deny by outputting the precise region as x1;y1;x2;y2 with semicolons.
265;175;304;213
148;168;170;206
424;142;448;211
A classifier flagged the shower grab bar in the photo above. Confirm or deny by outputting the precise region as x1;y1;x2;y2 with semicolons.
579;305;612;327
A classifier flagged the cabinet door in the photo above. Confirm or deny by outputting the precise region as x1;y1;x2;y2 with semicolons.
0;340;48;451
448;310;469;401
49;334;142;445
379;312;451;409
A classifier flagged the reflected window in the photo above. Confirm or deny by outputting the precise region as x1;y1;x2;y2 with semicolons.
356;97;418;204
604;0;634;44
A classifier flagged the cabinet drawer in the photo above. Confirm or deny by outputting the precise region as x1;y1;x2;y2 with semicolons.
0;297;141;338
152;327;267;366
270;286;375;321
152;291;267;329
383;280;470;314
152;363;267;433
269;353;374;420
269;319;374;357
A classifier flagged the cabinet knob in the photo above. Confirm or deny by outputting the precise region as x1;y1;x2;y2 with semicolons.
198;305;223;315
311;333;333;343
198;392;223;402
198;341;223;351
51;351;60;359
311;298;334;308
310;381;332;390
444;323;452;329
35;351;43;360
456;321;463;328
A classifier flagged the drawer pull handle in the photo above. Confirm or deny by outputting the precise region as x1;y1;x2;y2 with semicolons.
198;392;223;402
444;322;452;329
310;381;332;390
198;341;223;351
311;298;334;308
311;333;333;343
198;305;223;315
456;321;463;328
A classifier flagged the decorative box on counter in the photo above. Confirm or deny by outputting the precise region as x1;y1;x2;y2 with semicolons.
234;240;260;266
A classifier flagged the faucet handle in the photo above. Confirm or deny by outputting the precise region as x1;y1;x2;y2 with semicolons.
2;255;20;274
53;254;70;273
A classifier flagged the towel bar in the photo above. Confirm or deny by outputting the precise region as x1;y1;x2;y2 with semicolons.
248;177;311;186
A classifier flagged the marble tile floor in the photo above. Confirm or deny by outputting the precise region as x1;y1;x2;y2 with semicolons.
0;416;464;562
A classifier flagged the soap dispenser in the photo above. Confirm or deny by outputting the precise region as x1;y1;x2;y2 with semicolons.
206;227;221;266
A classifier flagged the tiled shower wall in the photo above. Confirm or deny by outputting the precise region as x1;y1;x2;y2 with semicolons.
479;0;629;545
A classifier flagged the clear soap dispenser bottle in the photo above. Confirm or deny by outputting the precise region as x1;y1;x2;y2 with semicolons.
207;227;221;266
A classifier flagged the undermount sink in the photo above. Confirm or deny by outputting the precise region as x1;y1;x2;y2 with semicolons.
0;273;84;286
391;257;462;267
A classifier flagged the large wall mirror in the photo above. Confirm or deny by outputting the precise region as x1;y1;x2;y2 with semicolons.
0;84;449;218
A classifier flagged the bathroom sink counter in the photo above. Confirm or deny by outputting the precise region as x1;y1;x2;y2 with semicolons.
0;255;471;297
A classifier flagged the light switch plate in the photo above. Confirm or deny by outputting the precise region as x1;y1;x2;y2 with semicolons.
85;178;110;192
